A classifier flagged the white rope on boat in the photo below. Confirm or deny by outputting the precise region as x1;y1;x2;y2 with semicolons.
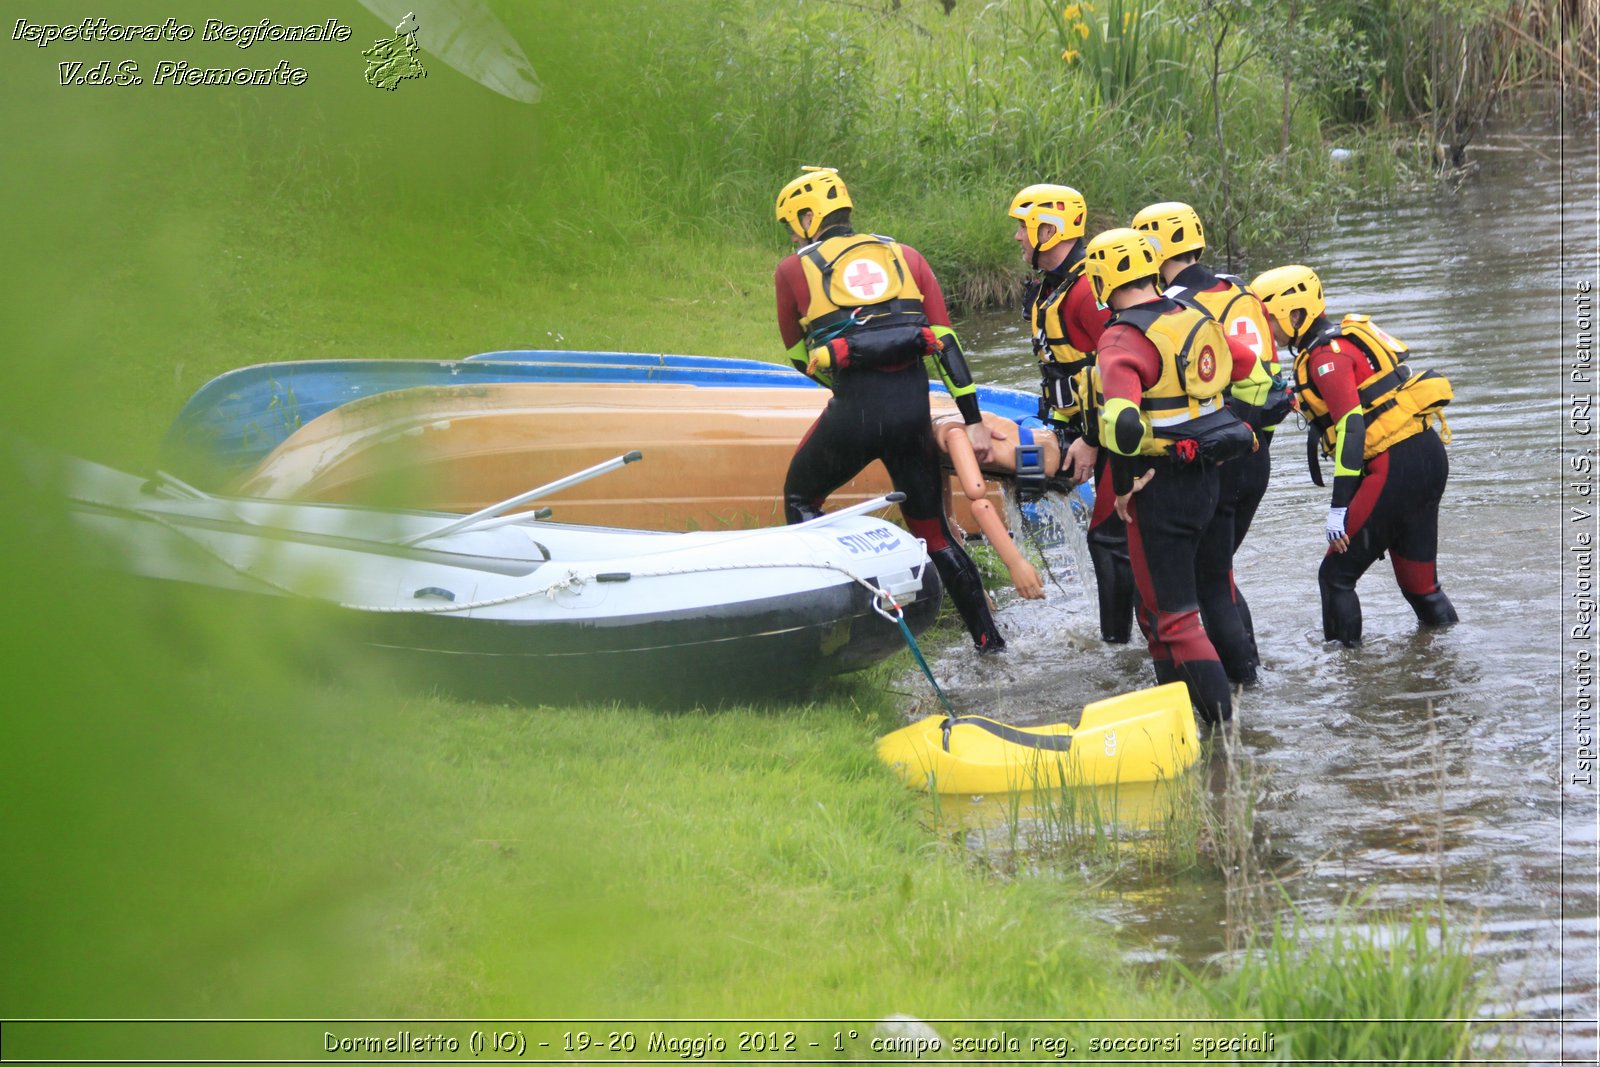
79;496;916;618
350;559;911;616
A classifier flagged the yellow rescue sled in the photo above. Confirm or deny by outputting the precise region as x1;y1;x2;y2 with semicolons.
876;682;1200;794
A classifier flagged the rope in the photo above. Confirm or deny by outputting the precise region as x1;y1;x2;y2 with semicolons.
78;495;918;617
894;611;957;715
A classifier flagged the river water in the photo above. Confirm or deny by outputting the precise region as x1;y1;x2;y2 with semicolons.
932;113;1598;1062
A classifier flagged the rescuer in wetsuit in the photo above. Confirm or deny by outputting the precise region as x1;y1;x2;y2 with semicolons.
1085;228;1263;725
773;167;1006;654
1250;265;1458;646
1132;202;1285;686
1008;184;1132;644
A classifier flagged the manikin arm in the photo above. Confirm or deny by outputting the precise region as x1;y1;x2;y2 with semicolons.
938;423;1044;600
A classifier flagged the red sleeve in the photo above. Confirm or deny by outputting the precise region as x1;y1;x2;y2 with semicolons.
1225;334;1258;383
1306;341;1362;421
1064;278;1111;351
774;255;807;350
1096;323;1161;405
902;246;952;329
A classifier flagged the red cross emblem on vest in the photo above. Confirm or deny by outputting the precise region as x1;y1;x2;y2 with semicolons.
1229;317;1262;355
842;259;887;300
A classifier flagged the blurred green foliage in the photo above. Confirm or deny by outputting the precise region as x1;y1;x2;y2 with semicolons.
0;0;1509;1030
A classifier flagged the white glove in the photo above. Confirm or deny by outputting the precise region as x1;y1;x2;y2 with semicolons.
1325;506;1348;544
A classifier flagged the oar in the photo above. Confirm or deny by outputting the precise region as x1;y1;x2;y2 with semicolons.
793;491;906;528
397;450;643;546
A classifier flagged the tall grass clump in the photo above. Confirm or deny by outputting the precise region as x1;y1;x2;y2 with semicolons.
480;0;1382;311
933;749;1212;886
1184;898;1489;1063
1052;0;1196;119
1311;0;1597;167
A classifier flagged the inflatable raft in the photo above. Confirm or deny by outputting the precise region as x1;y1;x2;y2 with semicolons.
55;453;942;707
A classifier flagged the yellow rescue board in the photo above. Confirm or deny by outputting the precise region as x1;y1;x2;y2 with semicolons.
876;682;1200;794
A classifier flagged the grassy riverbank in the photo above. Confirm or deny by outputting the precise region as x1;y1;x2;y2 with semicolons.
2;0;1495;1057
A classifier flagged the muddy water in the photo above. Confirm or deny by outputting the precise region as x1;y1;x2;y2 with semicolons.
933;114;1598;1061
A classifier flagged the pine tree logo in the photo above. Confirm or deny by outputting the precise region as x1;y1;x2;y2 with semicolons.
363;12;427;91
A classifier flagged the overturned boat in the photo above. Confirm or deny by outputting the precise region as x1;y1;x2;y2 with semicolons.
219;380;1072;537
54;452;942;707
160;349;1045;493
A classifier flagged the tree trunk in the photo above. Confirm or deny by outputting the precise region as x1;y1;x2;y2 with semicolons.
1281;0;1297;154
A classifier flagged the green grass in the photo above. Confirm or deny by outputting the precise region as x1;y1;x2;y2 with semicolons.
1181;897;1489;1062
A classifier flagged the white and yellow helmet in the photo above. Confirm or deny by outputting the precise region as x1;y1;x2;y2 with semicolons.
1250;264;1326;345
1008;183;1087;253
1131;201;1206;264
1083;228;1161;305
776;166;853;240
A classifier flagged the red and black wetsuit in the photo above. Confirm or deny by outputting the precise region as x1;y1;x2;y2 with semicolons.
775;229;1003;652
1167;262;1279;683
1098;297;1260;724
1298;317;1456;645
1030;254;1133;643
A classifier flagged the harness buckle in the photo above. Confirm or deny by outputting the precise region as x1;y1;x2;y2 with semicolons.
1015;442;1047;500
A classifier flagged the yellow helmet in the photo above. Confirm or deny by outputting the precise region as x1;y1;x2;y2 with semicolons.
1007;183;1087;253
1131;201;1205;264
775;166;853;240
1082;228;1161;306
1250;265;1326;345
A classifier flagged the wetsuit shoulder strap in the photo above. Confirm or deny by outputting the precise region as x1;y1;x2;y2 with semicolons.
1106;306;1163;333
1062;241;1087;279
802;233;896;277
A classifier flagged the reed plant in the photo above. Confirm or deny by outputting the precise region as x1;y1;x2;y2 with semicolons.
483;0;1386;309
1182;897;1488;1063
1315;0;1595;167
1050;0;1197;122
934;742;1211;884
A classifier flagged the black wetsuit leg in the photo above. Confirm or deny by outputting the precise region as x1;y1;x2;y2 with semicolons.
1197;437;1271;682
784;363;1004;652
1195;475;1257;686
1318;427;1454;645
1124;456;1232;724
1086;455;1135;644
1227;433;1272;664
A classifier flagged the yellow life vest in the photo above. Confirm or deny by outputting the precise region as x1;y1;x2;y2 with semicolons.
1030;260;1095;425
1173;276;1278;378
797;233;927;344
1294;314;1454;460
1109;302;1234;456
